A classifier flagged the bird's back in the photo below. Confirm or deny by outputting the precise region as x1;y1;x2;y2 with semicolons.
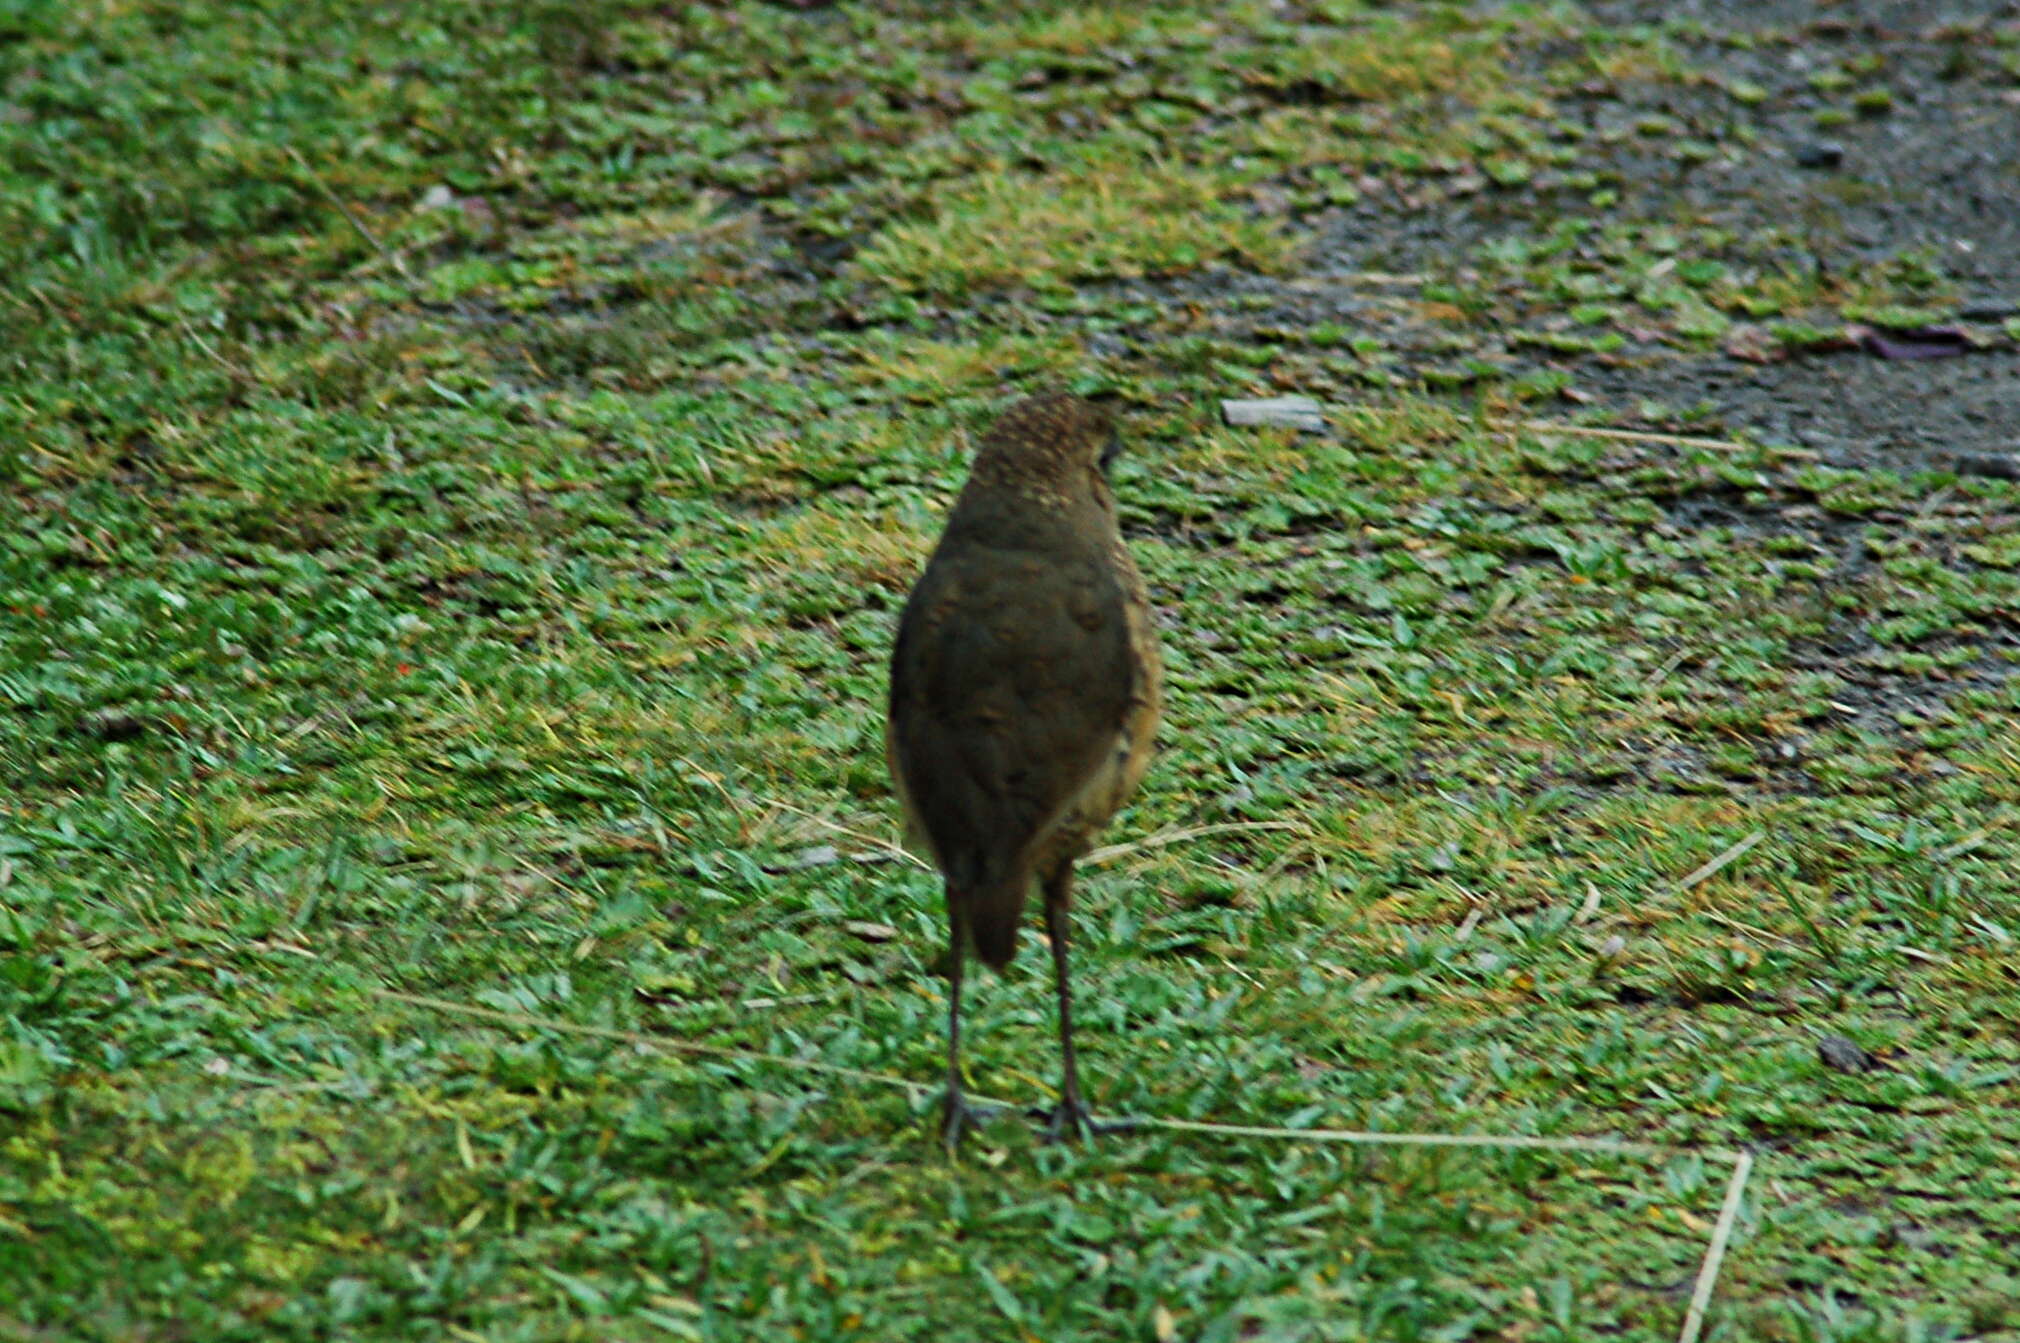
888;393;1162;966
888;504;1154;965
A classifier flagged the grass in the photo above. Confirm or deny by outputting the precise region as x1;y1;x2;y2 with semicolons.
853;150;1297;297
4;1;2020;1340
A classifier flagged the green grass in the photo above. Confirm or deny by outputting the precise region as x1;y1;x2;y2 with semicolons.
853;149;1297;297
5;2;2020;1340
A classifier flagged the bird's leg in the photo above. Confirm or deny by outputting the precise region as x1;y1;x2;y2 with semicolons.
941;899;994;1151
1037;865;1136;1143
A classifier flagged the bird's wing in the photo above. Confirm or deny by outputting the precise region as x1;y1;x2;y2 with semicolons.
887;542;1133;889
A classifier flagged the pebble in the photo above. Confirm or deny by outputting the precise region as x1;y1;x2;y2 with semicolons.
1222;396;1328;432
1818;1034;1878;1074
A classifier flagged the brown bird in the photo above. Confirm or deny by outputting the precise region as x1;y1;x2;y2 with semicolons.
886;392;1163;1147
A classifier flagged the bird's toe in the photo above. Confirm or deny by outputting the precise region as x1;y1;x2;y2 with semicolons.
1032;1099;1137;1144
941;1091;1003;1151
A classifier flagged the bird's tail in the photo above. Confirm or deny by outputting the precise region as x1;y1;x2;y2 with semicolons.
956;876;1029;970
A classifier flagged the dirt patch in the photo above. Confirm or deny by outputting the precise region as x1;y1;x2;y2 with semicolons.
1568;348;2020;470
1116;1;2020;468
1541;0;2020;471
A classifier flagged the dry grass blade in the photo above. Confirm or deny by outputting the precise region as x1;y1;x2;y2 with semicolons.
1679;1151;1754;1343
1146;1115;1674;1158
1673;831;1767;892
285;146;413;280
766;800;932;869
1515;418;1766;454
1082;819;1304;866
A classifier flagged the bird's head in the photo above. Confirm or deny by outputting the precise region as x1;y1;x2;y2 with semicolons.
968;392;1125;504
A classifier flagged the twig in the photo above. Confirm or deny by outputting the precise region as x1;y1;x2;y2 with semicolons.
285;145;413;280
1145;1115;1674;1160
1673;831;1766;893
1678;1150;1753;1343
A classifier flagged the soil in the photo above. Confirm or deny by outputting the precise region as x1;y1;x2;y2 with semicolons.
1135;0;2020;471
1528;0;2020;472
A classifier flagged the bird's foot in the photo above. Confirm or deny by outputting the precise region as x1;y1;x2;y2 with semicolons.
1030;1098;1138;1144
940;1091;1003;1151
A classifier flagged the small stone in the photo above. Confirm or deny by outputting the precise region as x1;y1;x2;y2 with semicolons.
1793;141;1845;169
1957;453;2020;481
755;844;844;875
1818;1034;1877;1074
457;196;498;231
1882;1222;1942;1253
419;184;456;211
1222;396;1327;433
79;708;147;741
